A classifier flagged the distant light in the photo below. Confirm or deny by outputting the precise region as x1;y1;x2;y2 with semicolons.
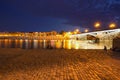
94;22;101;28
75;29;79;32
73;31;77;34
84;29;89;33
68;32;72;35
73;29;80;34
109;23;116;29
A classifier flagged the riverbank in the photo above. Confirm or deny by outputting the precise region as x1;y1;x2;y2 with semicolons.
0;48;120;80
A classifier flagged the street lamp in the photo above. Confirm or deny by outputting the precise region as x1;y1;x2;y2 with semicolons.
84;29;89;33
94;22;101;31
68;32;72;35
75;29;79;32
109;23;116;29
73;29;79;34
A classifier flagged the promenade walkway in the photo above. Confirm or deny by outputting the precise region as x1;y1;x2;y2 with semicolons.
0;49;120;80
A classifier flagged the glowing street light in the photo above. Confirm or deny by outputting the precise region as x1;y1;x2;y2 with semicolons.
75;29;79;32
94;22;101;31
84;29;89;33
94;22;101;28
68;32;72;35
109;23;116;29
73;29;80;34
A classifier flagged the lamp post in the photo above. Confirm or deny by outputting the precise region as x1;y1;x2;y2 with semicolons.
84;29;89;33
75;29;79;32
94;22;101;31
109;23;116;29
73;29;80;34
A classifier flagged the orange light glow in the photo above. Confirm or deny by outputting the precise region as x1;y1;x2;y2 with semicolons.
68;32;72;35
109;23;116;29
74;31;77;34
84;29;89;33
75;29;79;32
94;22;101;28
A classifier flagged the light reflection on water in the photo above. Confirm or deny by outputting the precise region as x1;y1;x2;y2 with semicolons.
0;39;112;49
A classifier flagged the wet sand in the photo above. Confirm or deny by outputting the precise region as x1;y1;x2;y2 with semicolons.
0;48;120;80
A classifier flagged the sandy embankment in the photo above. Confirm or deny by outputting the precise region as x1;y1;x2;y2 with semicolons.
0;48;120;80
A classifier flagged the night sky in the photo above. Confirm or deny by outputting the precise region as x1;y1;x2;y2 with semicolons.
0;0;120;32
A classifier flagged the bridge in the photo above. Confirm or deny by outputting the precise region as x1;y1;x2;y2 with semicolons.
70;28;120;49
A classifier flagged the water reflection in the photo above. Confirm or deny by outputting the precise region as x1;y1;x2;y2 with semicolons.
0;39;112;49
63;40;71;49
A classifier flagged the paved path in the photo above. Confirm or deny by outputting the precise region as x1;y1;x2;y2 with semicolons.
0;49;120;80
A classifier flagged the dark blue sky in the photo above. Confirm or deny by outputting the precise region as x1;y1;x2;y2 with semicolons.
0;0;120;32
